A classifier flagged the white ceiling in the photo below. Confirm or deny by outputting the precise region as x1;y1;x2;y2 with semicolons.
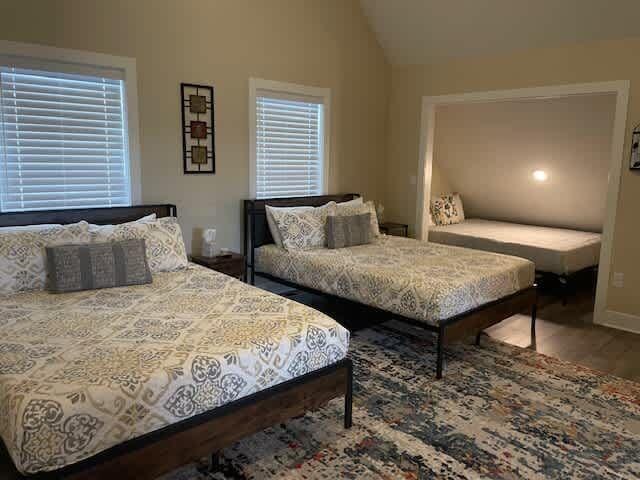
359;0;640;65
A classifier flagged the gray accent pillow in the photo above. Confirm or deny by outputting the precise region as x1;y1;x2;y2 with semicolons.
325;213;373;249
46;239;152;293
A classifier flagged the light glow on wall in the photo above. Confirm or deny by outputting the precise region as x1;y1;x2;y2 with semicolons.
532;170;548;182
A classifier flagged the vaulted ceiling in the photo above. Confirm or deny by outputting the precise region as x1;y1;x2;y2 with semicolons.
360;0;640;65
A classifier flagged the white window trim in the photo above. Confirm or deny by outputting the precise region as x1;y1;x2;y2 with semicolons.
249;78;331;199
0;40;142;205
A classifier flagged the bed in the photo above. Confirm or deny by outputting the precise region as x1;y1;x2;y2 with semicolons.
428;219;601;276
429;219;601;301
0;205;352;480
244;194;538;380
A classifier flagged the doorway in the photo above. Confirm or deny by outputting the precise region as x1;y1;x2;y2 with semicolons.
415;81;630;328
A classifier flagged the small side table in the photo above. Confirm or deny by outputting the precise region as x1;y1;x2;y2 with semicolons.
191;252;246;282
378;222;409;237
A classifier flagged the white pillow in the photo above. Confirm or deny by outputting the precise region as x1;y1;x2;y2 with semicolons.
333;200;380;238
338;197;364;207
0;221;90;294
270;202;336;251
91;217;188;273
265;205;314;248
88;213;157;235
0;224;62;233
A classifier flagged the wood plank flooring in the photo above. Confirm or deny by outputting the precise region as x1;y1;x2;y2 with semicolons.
256;276;640;382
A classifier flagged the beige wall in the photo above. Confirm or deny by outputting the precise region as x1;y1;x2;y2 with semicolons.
0;0;389;252
386;37;640;317
433;94;616;232
430;160;453;199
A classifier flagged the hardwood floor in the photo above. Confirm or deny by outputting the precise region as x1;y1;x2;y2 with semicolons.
256;275;640;383
485;288;640;382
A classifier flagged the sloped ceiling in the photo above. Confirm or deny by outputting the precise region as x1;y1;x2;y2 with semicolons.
360;0;640;64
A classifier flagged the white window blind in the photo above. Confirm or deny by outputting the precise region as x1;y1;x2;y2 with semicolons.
0;66;130;212
255;93;324;199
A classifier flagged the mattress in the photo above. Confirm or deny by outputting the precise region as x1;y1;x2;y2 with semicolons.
256;235;534;327
0;264;349;475
428;219;601;275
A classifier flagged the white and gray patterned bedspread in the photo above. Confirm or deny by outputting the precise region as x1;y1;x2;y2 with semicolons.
256;235;535;326
0;264;349;474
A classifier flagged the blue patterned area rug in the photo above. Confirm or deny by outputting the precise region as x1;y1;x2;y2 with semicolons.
162;322;640;480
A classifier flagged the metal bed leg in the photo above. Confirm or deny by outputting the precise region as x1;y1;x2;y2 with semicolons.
531;303;537;339
198;451;221;473
436;327;445;380
475;331;482;346
560;275;568;305
344;360;353;429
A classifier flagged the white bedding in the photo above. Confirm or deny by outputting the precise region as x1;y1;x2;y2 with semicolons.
428;219;601;275
0;264;349;474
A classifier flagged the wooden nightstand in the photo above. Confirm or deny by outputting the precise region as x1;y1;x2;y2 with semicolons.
378;222;409;237
190;252;246;282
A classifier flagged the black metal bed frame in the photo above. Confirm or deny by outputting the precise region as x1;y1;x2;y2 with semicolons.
536;266;599;306
0;204;353;480
0;204;178;228
243;194;538;379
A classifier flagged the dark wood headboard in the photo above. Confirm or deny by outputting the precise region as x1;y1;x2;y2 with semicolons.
0;204;177;227
243;193;360;283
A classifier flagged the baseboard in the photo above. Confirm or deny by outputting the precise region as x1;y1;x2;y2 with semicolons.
596;310;640;334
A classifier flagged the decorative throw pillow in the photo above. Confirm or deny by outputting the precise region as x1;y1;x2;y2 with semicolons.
334;200;380;238
90;217;188;273
265;205;314;248
46;239;152;293
325;213;372;249
270;202;336;251
0;221;90;294
431;193;465;226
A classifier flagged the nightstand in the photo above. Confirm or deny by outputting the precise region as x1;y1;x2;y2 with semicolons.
378;222;409;237
190;252;246;282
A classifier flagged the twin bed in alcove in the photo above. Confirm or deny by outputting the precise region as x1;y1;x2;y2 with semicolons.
429;219;601;277
428;218;601;302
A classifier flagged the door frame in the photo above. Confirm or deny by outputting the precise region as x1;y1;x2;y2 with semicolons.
416;81;630;326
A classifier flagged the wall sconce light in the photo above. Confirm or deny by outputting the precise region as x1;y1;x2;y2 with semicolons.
532;170;548;182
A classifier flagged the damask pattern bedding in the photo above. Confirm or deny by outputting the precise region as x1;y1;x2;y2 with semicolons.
0;264;349;475
256;235;535;326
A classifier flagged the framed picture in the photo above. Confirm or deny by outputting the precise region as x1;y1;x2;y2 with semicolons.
631;128;640;170
181;83;215;174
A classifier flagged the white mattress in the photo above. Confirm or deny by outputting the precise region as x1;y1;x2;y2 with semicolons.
428;219;601;275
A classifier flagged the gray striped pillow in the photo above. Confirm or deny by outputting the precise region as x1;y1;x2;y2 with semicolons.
325;213;372;249
46;239;152;293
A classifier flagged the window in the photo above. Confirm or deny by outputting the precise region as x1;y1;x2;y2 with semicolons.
0;42;140;212
250;79;330;199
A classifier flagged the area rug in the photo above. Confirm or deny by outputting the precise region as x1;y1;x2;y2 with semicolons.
155;321;640;479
